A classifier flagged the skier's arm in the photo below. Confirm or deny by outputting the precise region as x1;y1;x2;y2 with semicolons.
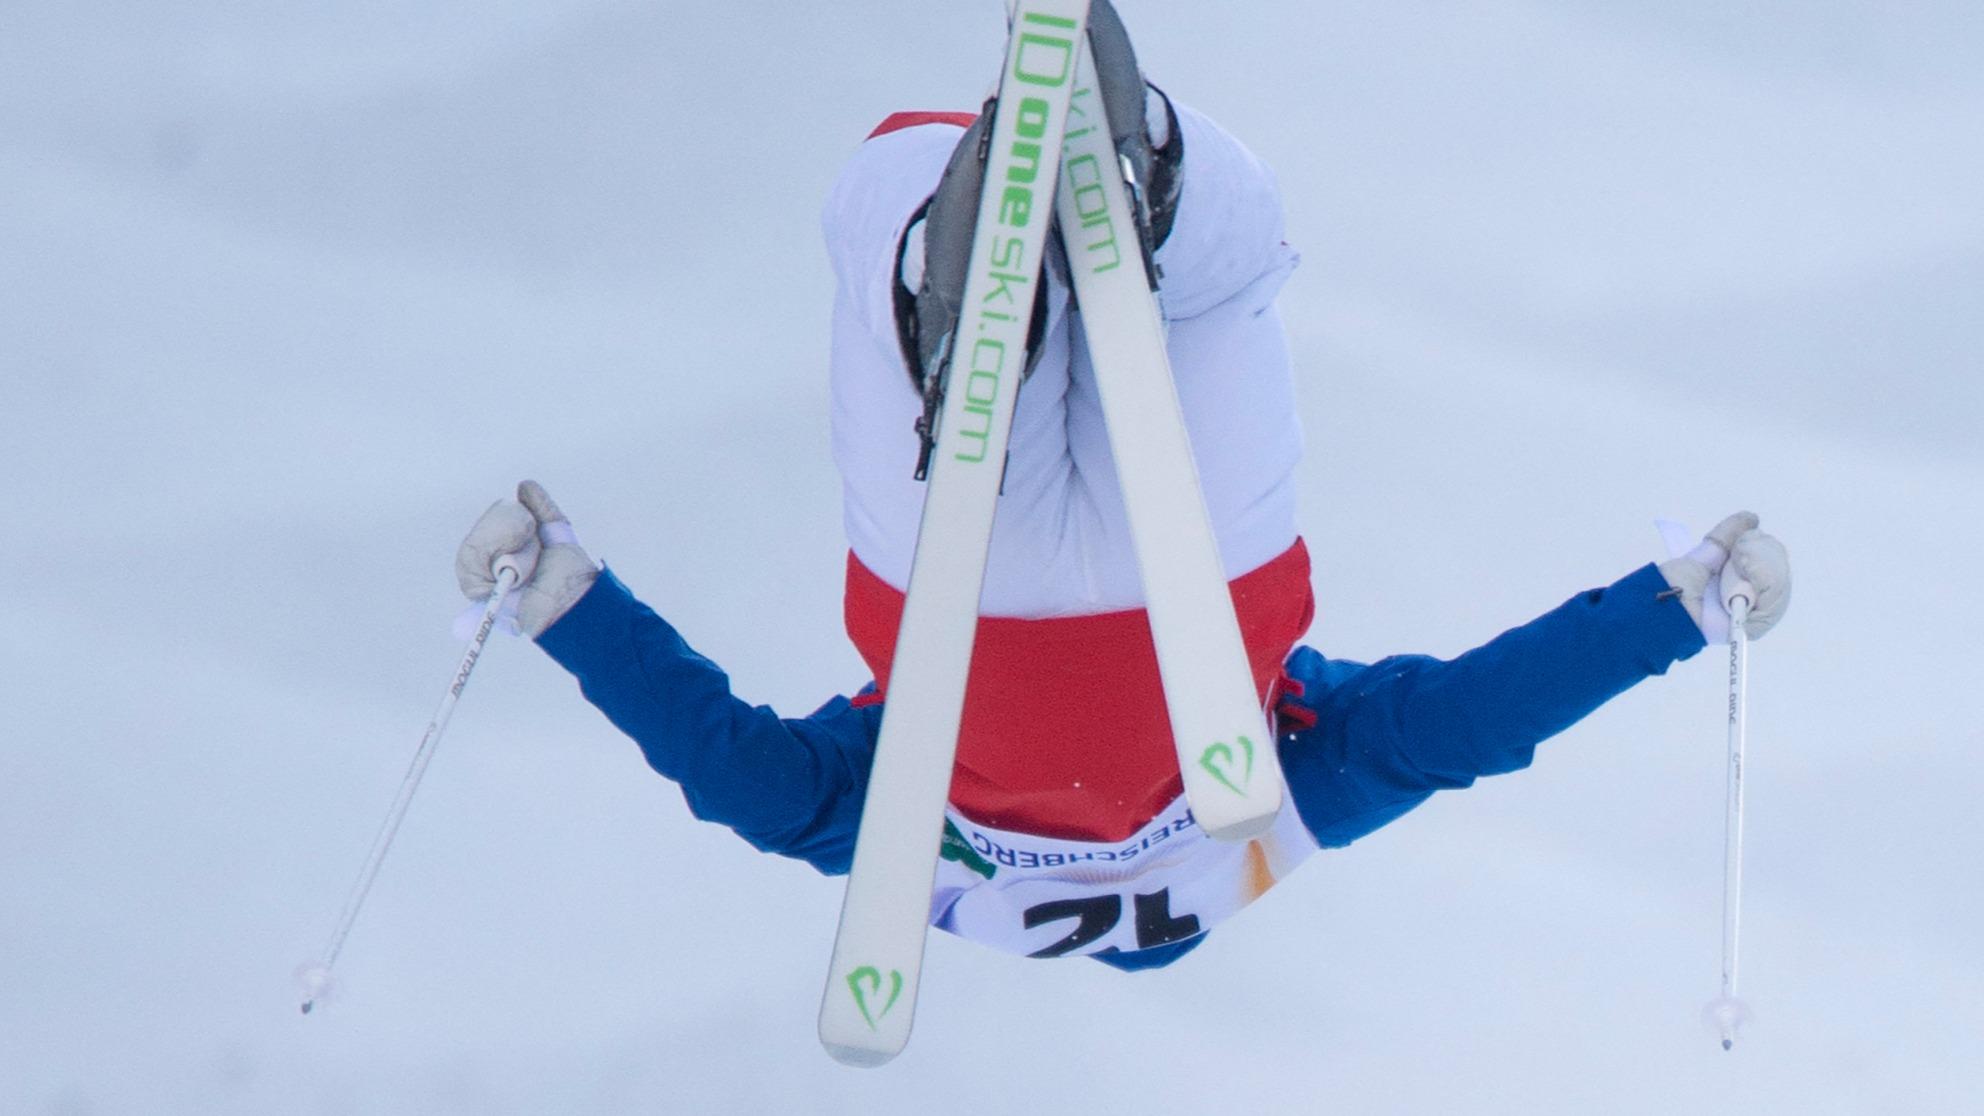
457;482;875;875
535;569;876;875
1280;562;1706;848
1281;512;1789;846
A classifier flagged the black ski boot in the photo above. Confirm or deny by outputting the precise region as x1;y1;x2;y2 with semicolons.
893;0;1183;471
1085;0;1183;254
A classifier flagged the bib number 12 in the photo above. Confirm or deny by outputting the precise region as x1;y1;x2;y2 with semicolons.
1023;887;1202;958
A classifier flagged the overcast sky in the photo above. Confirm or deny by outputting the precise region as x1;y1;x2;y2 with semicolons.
3;2;1980;1112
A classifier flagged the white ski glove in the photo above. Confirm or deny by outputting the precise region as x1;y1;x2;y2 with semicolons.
1657;511;1792;643
455;480;599;638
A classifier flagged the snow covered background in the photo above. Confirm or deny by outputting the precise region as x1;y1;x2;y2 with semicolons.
4;1;1980;1111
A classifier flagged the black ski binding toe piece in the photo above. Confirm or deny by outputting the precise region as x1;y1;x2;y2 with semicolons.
894;101;1053;481
1084;0;1182;258
893;0;1182;481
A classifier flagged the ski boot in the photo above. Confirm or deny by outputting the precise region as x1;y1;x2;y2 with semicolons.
894;0;1183;476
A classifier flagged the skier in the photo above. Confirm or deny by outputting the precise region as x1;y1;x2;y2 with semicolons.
454;1;1791;969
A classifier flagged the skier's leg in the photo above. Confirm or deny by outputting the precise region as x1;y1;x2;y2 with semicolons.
827;2;1298;616
1063;273;1303;595
1060;97;1306;602
1056;0;1307;603
1153;102;1301;321
823;119;970;587
823;116;1080;603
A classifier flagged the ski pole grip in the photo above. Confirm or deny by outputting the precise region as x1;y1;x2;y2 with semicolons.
1721;574;1756;616
491;555;526;589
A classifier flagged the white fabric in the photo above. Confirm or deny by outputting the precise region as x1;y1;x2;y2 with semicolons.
452;591;523;641
456;499;539;601
1723;529;1792;638
453;497;537;639
539;519;579;548
930;789;1319;957
1654;512;1790;643
451;482;600;640
822;103;1303;618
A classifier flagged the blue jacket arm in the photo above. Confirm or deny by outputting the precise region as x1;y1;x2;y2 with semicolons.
534;568;876;875
1280;562;1706;848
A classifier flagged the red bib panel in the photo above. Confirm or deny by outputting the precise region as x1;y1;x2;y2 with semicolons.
844;539;1315;842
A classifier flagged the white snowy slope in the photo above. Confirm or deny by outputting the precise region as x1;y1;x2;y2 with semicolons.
2;1;1980;1113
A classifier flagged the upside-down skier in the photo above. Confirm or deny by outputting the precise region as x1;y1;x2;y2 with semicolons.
454;0;1791;973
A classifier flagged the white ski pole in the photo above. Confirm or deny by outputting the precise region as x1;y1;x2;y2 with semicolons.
1704;571;1755;1050
296;559;522;1014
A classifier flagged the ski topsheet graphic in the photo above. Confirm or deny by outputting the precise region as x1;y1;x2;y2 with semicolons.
818;0;1092;1068
820;0;1287;1066
1052;34;1282;841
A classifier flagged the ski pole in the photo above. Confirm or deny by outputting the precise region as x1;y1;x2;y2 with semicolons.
297;559;521;1014
1704;572;1755;1050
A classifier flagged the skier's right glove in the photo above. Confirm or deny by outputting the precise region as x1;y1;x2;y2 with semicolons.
455;480;599;639
1657;511;1792;643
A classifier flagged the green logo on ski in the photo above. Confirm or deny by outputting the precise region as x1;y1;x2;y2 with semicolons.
1198;735;1257;796
1060;87;1126;275
847;966;904;1030
948;8;1079;471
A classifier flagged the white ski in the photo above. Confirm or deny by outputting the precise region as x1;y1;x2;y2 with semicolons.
1054;38;1282;840
817;0;1092;1068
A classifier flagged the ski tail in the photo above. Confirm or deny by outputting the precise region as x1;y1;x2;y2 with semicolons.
1055;19;1284;840
816;0;1093;1068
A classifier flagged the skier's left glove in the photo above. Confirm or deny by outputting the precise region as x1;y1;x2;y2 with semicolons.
455;480;599;639
1657;511;1792;643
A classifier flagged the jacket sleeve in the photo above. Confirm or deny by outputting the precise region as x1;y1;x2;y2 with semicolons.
533;567;878;875
1279;562;1707;848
